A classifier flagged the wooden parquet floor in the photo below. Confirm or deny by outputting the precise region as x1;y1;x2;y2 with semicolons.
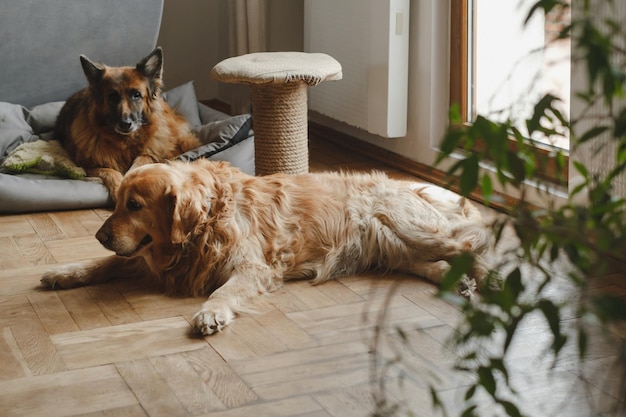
1;136;625;417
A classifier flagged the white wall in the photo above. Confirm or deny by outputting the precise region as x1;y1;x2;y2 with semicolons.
157;0;303;101
308;0;450;170
267;0;304;52
157;0;227;100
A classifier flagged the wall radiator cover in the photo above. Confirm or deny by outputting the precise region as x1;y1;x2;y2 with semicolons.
304;0;410;138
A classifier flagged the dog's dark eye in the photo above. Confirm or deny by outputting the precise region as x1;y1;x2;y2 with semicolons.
126;198;142;212
130;90;142;101
108;91;120;104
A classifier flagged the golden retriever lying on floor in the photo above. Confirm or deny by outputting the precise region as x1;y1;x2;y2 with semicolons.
40;159;491;335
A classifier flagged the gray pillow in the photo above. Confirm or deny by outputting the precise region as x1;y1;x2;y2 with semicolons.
178;114;255;175
27;101;65;134
0;101;54;161
162;81;203;128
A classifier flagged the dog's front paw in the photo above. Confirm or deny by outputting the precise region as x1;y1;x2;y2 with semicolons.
83;176;104;184
191;304;235;336
40;264;89;290
458;276;477;299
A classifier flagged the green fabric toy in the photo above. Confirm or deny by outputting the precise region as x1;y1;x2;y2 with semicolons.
2;139;86;179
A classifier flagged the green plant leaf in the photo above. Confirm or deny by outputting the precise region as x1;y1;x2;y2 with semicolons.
524;0;561;25
573;161;589;179
504;315;522;354
481;174;493;203
460;154;479;195
465;384;477;401
578;326;588;361
549;243;560;262
498;400;524;417
478;366;497;395
446;158;466;177
564;243;581;264
577;125;609;144
614;107;626;138
467;310;497;337
440;252;476;292
429;387;444;411
506;151;526;186
617;141;626;164
506;268;524;300
527;94;560;136
592;295;626;322
439;129;464;158
449;103;462;125
538;300;565;354
490;358;510;386
461;405;478;417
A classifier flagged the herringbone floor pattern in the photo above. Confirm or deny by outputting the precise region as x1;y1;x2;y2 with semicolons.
0;136;624;417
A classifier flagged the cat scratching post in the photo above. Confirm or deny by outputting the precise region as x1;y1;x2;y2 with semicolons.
211;52;342;175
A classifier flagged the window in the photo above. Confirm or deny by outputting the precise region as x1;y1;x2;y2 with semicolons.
450;0;571;178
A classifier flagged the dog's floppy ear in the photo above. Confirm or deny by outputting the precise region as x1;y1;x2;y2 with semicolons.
136;47;164;97
80;55;104;85
169;187;206;245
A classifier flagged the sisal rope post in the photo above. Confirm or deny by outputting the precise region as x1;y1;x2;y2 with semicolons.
251;82;308;175
211;52;342;176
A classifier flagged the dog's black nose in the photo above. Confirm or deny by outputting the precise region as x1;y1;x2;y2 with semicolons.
118;121;133;132
96;229;110;244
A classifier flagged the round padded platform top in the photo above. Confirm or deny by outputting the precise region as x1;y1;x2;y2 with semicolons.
211;52;342;87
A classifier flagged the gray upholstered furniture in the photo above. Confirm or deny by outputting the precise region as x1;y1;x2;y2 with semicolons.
0;0;254;213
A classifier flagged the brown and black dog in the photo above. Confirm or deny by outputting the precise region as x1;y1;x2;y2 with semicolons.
55;47;201;200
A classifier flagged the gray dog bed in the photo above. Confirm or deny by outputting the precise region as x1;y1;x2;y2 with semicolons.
0;0;254;213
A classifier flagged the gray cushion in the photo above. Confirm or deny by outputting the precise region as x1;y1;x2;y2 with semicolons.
162;81;203;128
0;102;35;160
0;101;65;162
179;115;255;172
180;115;253;161
0;174;110;213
